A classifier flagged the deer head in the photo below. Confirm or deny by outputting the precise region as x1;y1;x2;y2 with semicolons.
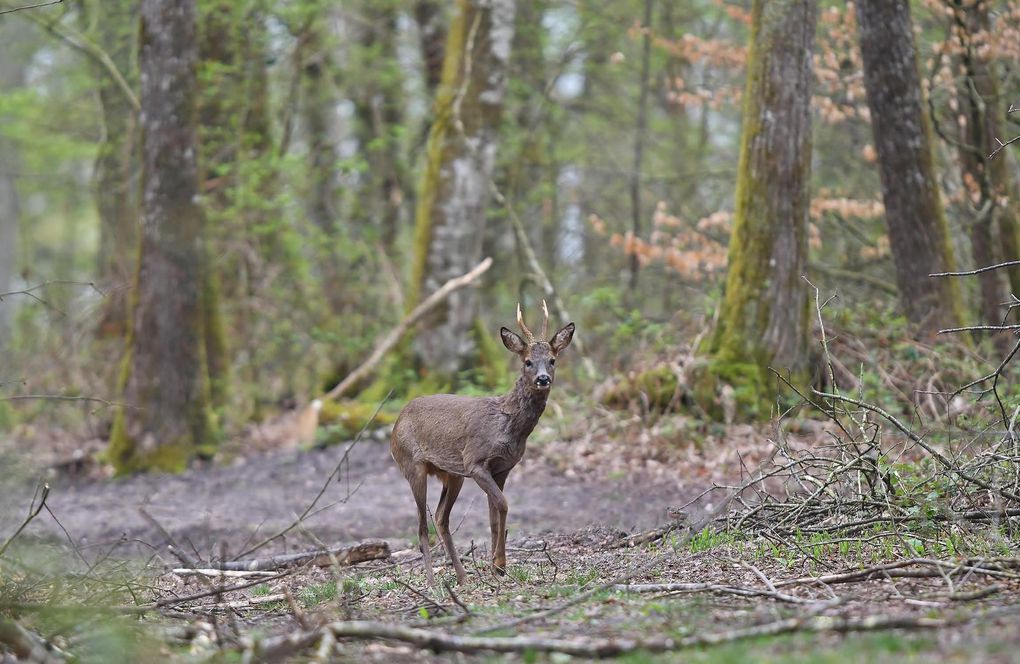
499;300;575;392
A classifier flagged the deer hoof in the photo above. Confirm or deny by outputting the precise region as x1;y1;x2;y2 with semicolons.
492;561;507;576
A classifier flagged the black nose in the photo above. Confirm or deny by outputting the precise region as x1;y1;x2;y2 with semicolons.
535;375;551;387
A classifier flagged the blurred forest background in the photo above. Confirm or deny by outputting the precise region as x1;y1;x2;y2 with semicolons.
0;0;1019;474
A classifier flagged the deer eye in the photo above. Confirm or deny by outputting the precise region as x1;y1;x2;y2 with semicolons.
549;358;555;366
524;359;532;367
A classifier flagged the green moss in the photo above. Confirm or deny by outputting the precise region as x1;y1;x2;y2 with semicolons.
317;399;398;443
601;364;679;412
407;2;468;311
105;416;193;475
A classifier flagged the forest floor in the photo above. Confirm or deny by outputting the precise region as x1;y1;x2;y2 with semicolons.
3;411;1020;662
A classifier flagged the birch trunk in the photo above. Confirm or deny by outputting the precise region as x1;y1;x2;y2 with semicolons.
409;0;516;382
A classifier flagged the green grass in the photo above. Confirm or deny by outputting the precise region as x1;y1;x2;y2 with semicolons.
299;581;338;608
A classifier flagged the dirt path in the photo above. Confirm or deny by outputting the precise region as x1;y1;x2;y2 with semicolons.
1;440;695;559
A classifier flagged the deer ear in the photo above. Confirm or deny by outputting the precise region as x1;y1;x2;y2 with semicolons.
500;327;526;354
550;322;575;353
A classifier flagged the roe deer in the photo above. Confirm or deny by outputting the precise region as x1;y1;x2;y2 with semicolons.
390;301;574;585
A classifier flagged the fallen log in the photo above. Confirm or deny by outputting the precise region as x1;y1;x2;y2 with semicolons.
196;540;390;572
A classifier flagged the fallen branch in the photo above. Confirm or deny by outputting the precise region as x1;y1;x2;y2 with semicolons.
219;593;287;610
172;569;279;578
776;558;1020;588
613;582;830;605
246;608;1004;661
322;257;493;401
203;540;390;572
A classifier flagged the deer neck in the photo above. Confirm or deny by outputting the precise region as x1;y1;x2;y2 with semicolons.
500;375;549;439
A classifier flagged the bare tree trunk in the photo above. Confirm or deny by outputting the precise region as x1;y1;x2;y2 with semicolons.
628;0;653;293
704;0;817;415
108;0;216;474
949;1;1006;329
855;0;965;335
409;0;516;383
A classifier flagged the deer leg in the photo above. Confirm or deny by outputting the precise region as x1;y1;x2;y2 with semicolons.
473;469;509;575
435;475;467;584
408;465;436;587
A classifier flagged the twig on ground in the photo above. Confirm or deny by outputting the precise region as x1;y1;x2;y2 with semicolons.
172;569;279;578
612;582;835;606
775;558;1020;588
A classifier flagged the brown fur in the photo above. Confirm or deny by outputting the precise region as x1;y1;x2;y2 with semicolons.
390;312;574;586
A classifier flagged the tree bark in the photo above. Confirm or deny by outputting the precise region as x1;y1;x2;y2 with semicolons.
628;0;653;293
704;0;817;414
856;0;965;335
950;1;1005;328
108;0;216;474
952;2;1020;301
414;0;447;98
409;0;516;382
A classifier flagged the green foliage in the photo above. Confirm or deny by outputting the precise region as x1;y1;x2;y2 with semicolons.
299;580;338;607
316;399;398;445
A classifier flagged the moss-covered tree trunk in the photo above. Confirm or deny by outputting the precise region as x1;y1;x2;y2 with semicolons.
702;0;817;415
86;0;140;337
856;0;965;335
409;0;516;383
108;0;216;474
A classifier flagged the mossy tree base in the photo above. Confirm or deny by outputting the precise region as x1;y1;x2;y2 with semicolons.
598;358;807;423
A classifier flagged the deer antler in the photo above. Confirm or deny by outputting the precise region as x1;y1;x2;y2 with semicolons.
516;302;535;343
